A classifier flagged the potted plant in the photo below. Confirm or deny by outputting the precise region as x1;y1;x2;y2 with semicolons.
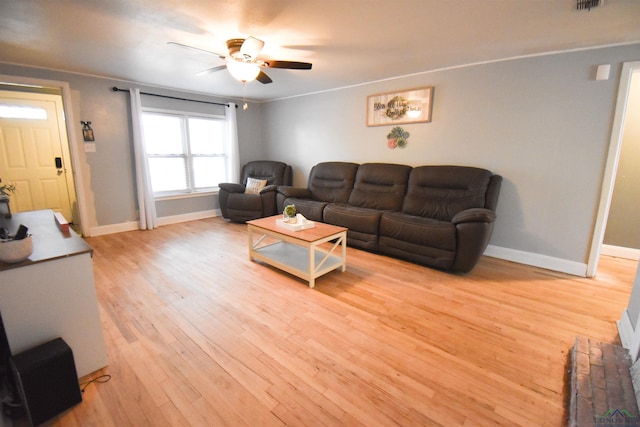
0;181;15;219
284;204;296;223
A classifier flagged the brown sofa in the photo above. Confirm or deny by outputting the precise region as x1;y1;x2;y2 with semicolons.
276;162;502;273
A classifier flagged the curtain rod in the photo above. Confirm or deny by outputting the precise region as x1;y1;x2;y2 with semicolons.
112;87;236;108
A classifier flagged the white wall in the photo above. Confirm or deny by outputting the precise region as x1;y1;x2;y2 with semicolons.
262;44;640;274
2;44;640;274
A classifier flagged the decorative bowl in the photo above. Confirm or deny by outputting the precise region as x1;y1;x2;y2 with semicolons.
0;236;33;263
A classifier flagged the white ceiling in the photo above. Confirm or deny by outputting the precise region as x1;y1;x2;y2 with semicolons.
1;0;640;101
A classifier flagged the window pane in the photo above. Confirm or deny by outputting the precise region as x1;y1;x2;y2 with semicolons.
189;118;224;155
142;114;184;155
193;157;226;188
0;104;47;120
148;158;187;192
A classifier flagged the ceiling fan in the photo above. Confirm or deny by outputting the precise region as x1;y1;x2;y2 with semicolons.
168;36;312;84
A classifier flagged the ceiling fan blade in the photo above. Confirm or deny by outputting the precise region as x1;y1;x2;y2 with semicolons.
256;71;273;84
196;65;227;76
264;60;312;70
240;36;265;59
167;42;226;59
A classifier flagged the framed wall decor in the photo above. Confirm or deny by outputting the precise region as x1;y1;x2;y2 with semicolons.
366;87;433;127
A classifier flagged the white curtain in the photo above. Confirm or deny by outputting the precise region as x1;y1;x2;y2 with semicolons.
130;88;157;230
225;103;240;182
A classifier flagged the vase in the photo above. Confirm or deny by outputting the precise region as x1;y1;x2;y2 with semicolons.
0;236;33;263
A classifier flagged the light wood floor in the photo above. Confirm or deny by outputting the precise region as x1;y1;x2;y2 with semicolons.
45;217;637;426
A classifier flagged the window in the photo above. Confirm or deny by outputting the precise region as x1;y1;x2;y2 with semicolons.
141;111;228;195
0;104;47;120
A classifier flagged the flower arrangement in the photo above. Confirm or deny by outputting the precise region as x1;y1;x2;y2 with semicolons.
0;183;16;197
284;204;296;218
386;126;410;149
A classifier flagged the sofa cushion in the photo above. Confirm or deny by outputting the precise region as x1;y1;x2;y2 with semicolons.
348;163;412;211
380;211;456;251
241;161;292;186
379;212;457;269
323;203;382;234
323;203;382;250
224;192;264;222
402;166;492;221
308;162;359;203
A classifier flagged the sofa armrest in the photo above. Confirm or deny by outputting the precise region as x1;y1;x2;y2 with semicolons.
277;186;313;199
276;186;313;214
451;209;497;273
451;208;496;225
260;184;278;194
219;183;246;193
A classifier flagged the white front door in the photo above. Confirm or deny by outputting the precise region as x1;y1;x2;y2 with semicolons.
0;91;76;221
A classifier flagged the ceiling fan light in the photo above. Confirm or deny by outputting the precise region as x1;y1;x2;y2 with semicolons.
240;36;265;59
227;61;261;83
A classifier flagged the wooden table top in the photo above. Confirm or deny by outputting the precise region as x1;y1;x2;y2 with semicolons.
247;215;347;243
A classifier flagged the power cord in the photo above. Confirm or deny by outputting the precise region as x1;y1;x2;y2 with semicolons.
80;374;112;393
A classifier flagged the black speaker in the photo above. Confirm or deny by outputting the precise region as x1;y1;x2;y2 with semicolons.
9;338;82;426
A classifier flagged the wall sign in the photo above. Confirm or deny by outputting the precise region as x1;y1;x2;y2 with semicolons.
366;87;433;127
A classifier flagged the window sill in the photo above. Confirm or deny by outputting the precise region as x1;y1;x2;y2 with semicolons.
154;190;218;202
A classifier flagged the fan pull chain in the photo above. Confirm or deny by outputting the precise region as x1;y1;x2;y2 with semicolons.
242;83;249;110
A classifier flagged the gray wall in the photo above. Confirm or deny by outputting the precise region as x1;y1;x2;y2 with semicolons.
263;44;640;268
2;43;639;271
604;72;640;250
0;63;265;229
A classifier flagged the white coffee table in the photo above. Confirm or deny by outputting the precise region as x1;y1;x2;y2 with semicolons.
247;215;347;288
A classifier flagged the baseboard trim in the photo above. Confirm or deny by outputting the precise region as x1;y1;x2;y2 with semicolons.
89;210;221;237
156;209;220;226
601;244;640;260
89;221;139;237
484;244;588;277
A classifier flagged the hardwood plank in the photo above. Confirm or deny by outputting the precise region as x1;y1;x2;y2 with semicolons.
23;216;636;426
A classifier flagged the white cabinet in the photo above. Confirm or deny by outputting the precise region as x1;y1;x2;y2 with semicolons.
0;210;107;378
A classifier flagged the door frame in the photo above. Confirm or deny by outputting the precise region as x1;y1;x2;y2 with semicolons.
0;90;77;220
0;74;90;237
587;61;640;277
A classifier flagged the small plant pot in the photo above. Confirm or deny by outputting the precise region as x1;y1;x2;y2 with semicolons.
0;236;33;263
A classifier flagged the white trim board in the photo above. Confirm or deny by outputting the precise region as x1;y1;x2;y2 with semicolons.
89;221;138;237
618;309;635;358
157;209;219;227
89;209;220;237
587;61;640;277
484;245;588;277
601;244;640;261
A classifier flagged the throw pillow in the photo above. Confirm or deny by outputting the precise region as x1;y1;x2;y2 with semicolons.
244;177;268;194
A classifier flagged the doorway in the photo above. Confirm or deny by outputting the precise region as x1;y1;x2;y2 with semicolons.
588;61;640;277
0;75;89;237
0;90;77;221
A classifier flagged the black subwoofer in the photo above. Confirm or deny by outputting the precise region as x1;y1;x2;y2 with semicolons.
9;337;82;426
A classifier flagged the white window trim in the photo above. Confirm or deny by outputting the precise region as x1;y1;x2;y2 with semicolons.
154;189;219;202
141;107;226;199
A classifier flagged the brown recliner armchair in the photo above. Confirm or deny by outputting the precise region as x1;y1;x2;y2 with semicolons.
218;161;293;223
